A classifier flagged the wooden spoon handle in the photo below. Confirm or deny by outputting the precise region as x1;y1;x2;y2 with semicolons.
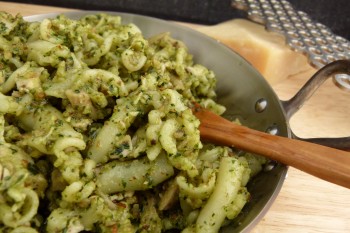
194;108;350;189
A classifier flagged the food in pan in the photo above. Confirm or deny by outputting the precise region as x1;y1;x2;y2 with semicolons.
0;12;267;232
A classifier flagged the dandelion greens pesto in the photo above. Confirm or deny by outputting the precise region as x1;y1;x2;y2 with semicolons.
0;12;267;232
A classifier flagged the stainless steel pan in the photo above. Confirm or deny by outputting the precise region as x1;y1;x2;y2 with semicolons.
25;11;350;232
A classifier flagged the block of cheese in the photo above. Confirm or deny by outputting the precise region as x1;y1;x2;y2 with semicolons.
194;19;315;85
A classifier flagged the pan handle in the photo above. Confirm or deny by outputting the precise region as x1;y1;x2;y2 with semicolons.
281;60;350;151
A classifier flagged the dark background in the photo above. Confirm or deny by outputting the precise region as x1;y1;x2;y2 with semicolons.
5;0;350;40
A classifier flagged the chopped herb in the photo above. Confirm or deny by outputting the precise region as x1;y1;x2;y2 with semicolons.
27;163;40;175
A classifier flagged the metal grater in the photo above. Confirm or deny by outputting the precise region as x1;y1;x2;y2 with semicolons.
231;0;350;90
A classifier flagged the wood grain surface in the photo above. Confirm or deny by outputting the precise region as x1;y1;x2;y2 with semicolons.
1;2;350;232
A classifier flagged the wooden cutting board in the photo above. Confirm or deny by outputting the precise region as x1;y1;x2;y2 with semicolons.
1;2;350;233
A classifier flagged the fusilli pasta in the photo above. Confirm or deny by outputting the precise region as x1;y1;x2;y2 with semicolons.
0;12;267;232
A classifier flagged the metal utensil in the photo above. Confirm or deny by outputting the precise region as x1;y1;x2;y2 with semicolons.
232;0;350;91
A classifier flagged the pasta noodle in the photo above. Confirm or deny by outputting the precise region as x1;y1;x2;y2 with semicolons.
194;156;247;233
0;11;268;232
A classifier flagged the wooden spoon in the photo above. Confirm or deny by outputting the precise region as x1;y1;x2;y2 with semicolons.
192;104;350;189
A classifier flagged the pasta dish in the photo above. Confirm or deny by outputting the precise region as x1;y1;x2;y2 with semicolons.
0;12;267;232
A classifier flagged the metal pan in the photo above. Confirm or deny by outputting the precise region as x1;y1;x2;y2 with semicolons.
24;11;350;232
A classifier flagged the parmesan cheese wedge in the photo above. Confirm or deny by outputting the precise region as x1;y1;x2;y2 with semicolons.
194;19;316;85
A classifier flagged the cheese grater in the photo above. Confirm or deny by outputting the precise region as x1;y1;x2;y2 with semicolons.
231;0;350;91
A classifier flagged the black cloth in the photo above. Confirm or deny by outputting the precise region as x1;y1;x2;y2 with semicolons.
5;0;350;40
